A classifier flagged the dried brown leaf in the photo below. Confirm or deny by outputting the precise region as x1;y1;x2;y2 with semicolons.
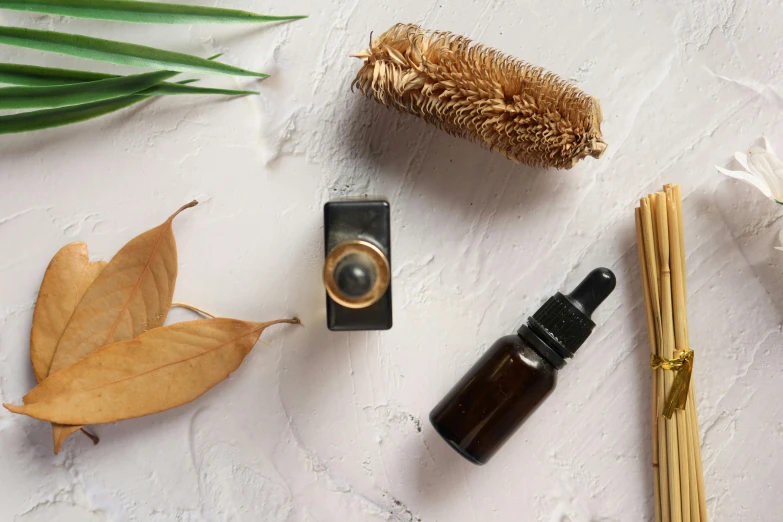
30;242;106;383
6;318;300;425
46;201;196;452
30;242;106;453
52;422;85;454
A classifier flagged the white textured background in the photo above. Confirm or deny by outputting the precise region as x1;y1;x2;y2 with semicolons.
1;1;782;520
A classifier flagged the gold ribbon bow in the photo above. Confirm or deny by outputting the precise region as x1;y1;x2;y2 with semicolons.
651;349;694;419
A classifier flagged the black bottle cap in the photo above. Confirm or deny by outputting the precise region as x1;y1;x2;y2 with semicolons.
520;268;616;368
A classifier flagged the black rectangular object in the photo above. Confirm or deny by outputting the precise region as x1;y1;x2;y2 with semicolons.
324;200;392;331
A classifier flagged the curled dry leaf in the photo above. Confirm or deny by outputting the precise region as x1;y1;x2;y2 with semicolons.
30;242;105;450
7;318;300;425
46;201;196;452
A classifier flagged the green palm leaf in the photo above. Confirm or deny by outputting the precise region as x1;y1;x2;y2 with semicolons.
0;63;259;95
0;69;176;109
0;94;145;134
0;62;110;85
0;27;268;77
146;83;257;95
0;0;305;24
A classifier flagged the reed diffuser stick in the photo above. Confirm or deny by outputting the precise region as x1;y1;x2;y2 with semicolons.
665;188;693;522
688;394;707;518
667;185;708;521
639;197;671;522
653;193;684;522
636;208;663;522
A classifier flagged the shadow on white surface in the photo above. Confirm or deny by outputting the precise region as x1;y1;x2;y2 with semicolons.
340;94;566;219
711;178;783;323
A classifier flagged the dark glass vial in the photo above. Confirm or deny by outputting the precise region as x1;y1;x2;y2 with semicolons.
429;268;616;465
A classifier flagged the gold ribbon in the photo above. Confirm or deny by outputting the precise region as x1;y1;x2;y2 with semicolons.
651;349;694;419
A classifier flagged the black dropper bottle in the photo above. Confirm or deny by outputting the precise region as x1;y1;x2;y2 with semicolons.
429;268;616;465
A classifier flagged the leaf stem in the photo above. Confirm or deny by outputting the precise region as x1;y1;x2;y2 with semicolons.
80;428;100;445
171;302;215;319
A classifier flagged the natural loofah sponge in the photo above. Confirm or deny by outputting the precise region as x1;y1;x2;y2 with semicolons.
352;24;607;169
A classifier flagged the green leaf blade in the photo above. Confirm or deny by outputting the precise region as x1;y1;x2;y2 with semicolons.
144;83;257;96
0;27;268;77
0;69;176;109
0;94;146;134
0;62;112;85
0;63;258;96
0;0;306;24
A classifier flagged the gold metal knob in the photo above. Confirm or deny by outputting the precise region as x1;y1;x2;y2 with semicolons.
323;240;390;309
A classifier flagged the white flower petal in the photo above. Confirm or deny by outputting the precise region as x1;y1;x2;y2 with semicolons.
734;152;754;173
764;135;776;155
749;147;783;200
756;147;783;171
715;165;774;199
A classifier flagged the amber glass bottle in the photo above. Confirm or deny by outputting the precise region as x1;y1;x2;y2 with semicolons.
429;268;616;465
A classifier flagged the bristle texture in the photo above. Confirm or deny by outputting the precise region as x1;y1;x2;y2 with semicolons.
352;24;607;169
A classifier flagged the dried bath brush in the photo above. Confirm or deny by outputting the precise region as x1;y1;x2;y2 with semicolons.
352;24;607;169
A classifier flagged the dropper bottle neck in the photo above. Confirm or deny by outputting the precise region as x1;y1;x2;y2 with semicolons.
518;268;616;369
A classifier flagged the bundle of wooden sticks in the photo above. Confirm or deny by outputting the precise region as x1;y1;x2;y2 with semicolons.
635;185;708;522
